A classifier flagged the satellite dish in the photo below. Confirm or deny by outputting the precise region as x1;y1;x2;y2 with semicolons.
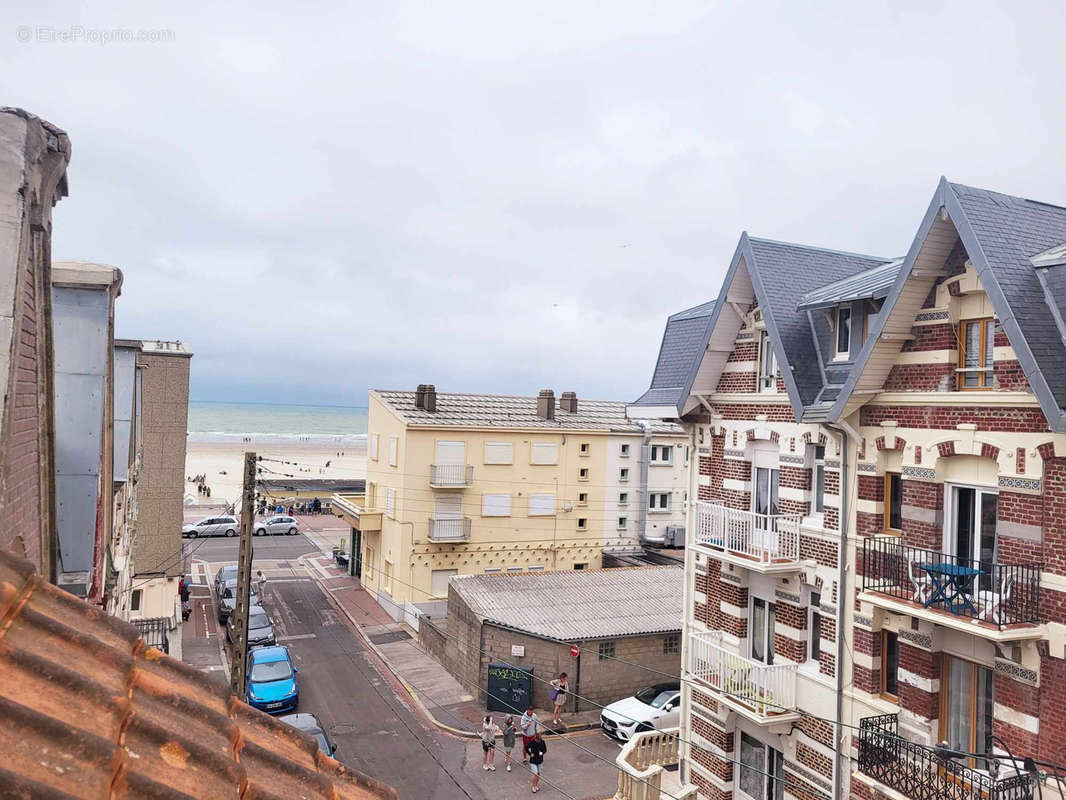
563;501;574;512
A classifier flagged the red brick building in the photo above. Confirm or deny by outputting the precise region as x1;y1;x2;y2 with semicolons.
631;179;1066;799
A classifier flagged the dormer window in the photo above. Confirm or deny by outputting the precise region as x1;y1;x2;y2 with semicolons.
759;330;777;392
834;305;852;360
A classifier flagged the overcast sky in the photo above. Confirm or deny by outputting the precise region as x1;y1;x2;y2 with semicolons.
4;1;1065;406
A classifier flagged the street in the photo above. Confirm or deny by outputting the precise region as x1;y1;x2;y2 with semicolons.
180;522;622;800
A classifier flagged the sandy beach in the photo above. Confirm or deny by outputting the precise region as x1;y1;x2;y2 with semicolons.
185;439;366;509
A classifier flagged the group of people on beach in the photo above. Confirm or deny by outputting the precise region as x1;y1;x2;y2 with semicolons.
477;674;568;793
255;498;325;517
189;474;212;498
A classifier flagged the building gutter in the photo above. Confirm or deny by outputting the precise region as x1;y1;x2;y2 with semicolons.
824;421;851;800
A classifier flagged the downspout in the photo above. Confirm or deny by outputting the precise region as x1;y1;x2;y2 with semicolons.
677;420;700;788
636;420;653;550
825;420;852;800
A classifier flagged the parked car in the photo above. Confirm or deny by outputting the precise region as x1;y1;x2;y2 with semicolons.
246;645;298;714
214;565;238;596
226;604;276;647
182;515;239;538
217;578;259;624
277;712;337;757
254;515;299;536
600;682;681;742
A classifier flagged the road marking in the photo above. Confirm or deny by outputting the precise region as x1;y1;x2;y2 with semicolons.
277;633;318;641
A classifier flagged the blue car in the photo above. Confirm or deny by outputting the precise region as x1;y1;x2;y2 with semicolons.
246;645;298;714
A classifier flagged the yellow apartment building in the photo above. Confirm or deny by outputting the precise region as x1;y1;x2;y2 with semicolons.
333;386;686;620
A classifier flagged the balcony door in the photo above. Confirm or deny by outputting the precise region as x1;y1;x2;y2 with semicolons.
941;655;993;770
434;494;462;520
945;485;997;592
738;732;784;800
750;597;776;665
752;465;780;553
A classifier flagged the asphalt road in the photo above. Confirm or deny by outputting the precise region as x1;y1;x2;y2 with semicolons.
263;577;488;800
183;532;319;566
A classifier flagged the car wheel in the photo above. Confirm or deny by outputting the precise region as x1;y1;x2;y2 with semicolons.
288;527;297;535
225;529;236;537
635;722;653;733
254;528;264;536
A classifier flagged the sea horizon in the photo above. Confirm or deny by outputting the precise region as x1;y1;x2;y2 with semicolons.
187;400;368;444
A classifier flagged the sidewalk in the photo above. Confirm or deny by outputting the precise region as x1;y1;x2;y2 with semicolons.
302;551;603;738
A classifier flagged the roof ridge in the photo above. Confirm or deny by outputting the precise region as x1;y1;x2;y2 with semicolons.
948;180;1066;214
373;389;627;405
747;235;895;264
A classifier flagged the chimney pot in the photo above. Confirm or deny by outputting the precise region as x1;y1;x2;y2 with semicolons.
537;389;555;421
424;384;437;413
560;391;578;413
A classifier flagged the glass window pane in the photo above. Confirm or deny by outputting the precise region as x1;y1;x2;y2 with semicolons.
976;664;994;765
739;733;766;800
770;748;785;800
767;603;776;665
751;598;766;663
979;493;998;592
963;322;981;387
837;307;852;354
815;466;825;512
945;657;973;754
810;592;821;661
984;321;995;371
888;474;903;530
883;632;898;696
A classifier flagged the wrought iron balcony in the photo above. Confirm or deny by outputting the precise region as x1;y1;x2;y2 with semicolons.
694;502;801;570
428;517;472;542
687;630;797;723
429;464;474;488
861;538;1041;631
858;714;1033;800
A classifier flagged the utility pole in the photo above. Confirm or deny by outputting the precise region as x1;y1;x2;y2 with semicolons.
229;451;256;698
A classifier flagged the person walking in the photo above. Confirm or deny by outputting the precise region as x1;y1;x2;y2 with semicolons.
526;732;547;793
501;715;517;772
480;716;499;771
255;569;267;598
549;672;569;726
519;707;538;763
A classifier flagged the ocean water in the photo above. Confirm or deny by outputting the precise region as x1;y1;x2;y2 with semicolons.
188;401;368;444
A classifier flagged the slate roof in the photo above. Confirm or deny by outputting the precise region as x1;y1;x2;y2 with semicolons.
629;300;717;415
746;237;895;409
373;390;684;435
797;258;905;310
946;181;1066;417
450;566;683;641
0;549;397;800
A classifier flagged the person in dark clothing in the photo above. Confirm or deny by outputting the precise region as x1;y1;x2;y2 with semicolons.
526;733;546;793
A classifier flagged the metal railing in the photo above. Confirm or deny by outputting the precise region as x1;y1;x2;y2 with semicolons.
428;517;472;542
132;617;170;654
687;630;796;718
858;714;1033;800
614;727;695;800
429;464;474;487
694;502;801;564
861;538;1041;629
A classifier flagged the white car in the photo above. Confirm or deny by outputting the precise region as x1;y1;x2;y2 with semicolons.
182;515;239;538
600;683;681;741
254;515;300;536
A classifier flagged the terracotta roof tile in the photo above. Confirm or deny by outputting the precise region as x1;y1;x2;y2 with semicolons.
0;549;397;800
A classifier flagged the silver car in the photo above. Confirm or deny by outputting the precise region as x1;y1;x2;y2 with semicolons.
182;515;239;538
254;515;299;536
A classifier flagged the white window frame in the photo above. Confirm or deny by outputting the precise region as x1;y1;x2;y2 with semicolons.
530;442;559;465
385;487;396;518
388;435;398;467
834;305;852;361
759;329;778;393
369;433;380;461
620;443;631;458
619;467;630;482
577;517;588;530
812;445;826;515
648;492;672;512
649;445;673;465
808;591;822;664
617;516;628;530
484;441;514;465
578;467;589;481
579;442;590;456
618;492;628;505
528;493;557;516
481;493;511;517
577;492;588;506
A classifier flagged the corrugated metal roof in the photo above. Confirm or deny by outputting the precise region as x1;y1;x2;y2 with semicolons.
797;258;905;309
0;549;397;800
374;390;684;434
450;566;682;641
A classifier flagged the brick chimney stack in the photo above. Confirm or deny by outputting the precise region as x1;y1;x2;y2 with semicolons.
537;389;555;421
560;391;578;413
424;384;437;412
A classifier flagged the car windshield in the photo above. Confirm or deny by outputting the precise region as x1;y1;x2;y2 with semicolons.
250;613;270;630
250;660;292;682
312;732;330;753
634;687;675;708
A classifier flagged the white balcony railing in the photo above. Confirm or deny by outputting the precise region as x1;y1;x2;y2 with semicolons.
694;502;801;564
614;727;696;800
429;464;474;487
688;630;796;719
428;517;471;542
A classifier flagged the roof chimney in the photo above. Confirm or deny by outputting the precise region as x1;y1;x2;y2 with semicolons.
560;391;578;413
424;384;437;412
415;384;428;409
537;389;555;421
